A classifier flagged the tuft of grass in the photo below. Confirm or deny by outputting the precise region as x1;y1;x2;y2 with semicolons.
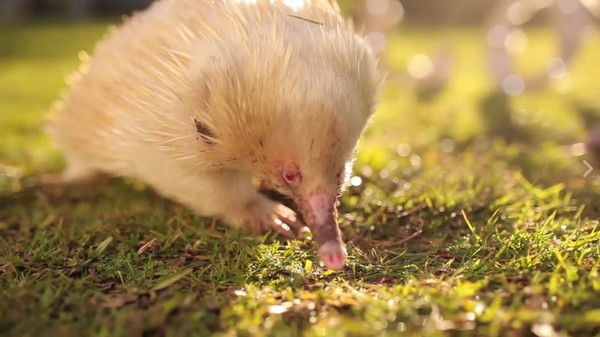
0;20;599;337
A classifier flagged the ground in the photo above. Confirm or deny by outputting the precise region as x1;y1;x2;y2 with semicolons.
0;19;599;337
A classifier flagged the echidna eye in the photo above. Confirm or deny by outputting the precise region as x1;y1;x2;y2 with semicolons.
281;162;302;187
283;171;301;186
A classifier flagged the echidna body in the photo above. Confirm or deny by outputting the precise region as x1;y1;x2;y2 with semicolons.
47;0;381;270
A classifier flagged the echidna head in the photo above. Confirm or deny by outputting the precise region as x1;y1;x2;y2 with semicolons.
187;12;381;269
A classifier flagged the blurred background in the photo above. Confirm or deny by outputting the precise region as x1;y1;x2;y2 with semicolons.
2;3;599;335
1;0;600;193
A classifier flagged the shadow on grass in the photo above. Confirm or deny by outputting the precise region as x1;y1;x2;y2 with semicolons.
0;175;497;287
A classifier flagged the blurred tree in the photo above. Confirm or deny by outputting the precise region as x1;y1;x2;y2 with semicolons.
0;0;507;24
400;0;494;25
0;0;152;20
0;0;31;21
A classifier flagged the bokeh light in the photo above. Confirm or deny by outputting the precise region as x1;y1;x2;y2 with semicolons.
487;25;509;48
546;57;567;79
502;74;526;95
507;1;534;25
366;0;389;16
557;0;580;13
407;54;434;79
505;29;528;54
365;31;387;54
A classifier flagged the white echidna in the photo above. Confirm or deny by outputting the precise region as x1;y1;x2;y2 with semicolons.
46;0;381;270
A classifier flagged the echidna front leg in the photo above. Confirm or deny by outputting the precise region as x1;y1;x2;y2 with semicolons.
241;195;304;239
169;169;304;238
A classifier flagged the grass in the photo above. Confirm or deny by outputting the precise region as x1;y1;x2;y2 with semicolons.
1;18;600;337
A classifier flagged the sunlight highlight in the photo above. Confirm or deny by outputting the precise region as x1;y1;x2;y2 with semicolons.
230;0;306;11
282;0;306;11
231;0;258;4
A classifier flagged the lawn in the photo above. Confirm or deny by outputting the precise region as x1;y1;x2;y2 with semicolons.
0;18;599;337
